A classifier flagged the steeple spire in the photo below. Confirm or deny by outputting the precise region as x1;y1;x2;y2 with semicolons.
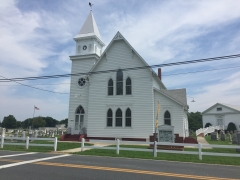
74;11;102;40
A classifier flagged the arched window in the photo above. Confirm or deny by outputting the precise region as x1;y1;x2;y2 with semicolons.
125;108;131;127
107;109;113;127
108;79;113;95
126;77;131;95
116;108;122;127
75;106;85;131
116;69;123;95
164;111;171;125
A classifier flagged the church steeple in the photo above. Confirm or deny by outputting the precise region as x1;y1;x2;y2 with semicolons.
74;11;105;57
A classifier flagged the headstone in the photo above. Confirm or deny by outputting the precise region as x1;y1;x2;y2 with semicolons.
211;132;218;141
22;131;26;138
236;133;240;153
51;132;55;138
232;133;238;144
14;132;18;138
220;131;225;141
2;128;6;137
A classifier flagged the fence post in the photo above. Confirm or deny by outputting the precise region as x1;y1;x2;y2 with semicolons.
54;137;58;151
154;141;157;157
198;143;202;160
26;136;29;149
1;136;4;148
81;138;85;152
116;139;120;155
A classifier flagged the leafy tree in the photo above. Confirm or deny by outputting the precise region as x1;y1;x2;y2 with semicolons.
43;116;58;127
188;112;202;131
2;115;17;128
59;118;68;127
227;122;237;131
22;118;33;129
16;121;22;128
205;123;212;128
32;116;46;128
0;121;2;127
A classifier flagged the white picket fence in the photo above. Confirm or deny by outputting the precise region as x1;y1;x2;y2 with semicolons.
196;125;222;136
0;136;58;151
81;138;240;160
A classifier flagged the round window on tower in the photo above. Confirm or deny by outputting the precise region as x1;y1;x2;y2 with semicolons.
78;77;86;87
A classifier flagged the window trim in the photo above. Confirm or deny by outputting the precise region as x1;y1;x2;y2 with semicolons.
125;77;132;95
108;78;114;96
106;109;113;127
164;110;171;125
116;69;123;95
125;108;131;127
115;108;123;127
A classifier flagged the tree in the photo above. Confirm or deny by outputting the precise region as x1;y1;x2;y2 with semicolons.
59;118;68;127
227;122;237;131
32;116;46;128
205;123;212;128
43;116;58;127
2;115;17;128
16;121;22;128
188;112;202;131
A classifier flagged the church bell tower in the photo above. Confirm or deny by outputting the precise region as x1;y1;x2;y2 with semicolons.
74;11;105;57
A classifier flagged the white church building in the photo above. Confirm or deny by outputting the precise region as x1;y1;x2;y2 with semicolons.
66;11;189;141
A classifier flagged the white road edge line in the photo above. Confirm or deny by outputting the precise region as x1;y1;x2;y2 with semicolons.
0;154;71;169
0;152;38;158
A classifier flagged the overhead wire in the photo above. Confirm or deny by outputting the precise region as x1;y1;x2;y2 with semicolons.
0;75;69;94
1;53;240;82
1;65;240;86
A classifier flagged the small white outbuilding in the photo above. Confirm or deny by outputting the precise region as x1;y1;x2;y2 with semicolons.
202;103;240;131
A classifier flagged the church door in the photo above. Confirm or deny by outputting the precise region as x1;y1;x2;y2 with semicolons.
75;115;84;131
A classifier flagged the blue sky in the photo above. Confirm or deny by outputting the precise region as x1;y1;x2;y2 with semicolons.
0;0;240;121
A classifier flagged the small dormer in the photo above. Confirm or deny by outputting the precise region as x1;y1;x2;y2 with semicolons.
217;107;222;111
74;11;105;57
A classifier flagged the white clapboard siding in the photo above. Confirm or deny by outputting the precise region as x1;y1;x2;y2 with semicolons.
68;58;97;134
87;40;155;138
154;89;185;136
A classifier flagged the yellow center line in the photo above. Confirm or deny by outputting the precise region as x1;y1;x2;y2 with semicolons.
0;159;238;180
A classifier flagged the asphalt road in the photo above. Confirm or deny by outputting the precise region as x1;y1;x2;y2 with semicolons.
0;151;239;180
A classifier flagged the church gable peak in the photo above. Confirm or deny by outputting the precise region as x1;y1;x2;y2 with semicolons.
113;31;124;40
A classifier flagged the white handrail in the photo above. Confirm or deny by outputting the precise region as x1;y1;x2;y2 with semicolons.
196;125;221;136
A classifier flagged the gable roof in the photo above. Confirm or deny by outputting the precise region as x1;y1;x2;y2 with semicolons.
154;88;188;108
74;11;101;40
202;103;240;114
89;31;166;89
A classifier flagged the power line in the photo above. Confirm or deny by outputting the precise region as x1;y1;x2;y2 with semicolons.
0;75;69;94
1;65;240;87
1;53;240;82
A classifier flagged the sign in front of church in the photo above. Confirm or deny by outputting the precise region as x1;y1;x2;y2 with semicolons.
158;125;174;143
159;130;173;142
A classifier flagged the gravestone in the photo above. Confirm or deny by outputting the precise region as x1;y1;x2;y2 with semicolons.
232;133;238;144
14;132;18;138
236;133;240;153
51;132;55;138
2;128;6;137
211;132;218;140
22;131;26;138
220;131;225;141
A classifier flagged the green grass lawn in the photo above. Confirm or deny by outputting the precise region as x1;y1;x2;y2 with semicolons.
74;148;240;166
204;135;234;145
74;143;240;166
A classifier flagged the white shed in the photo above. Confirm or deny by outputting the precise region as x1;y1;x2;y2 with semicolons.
202;103;240;131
